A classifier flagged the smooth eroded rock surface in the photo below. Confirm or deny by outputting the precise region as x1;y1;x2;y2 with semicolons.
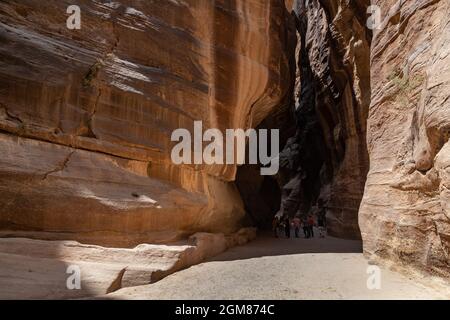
0;0;293;244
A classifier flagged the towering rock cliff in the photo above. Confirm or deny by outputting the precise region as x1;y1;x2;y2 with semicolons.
0;0;293;246
359;0;450;277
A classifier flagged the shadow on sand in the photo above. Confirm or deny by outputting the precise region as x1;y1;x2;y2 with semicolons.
207;230;363;262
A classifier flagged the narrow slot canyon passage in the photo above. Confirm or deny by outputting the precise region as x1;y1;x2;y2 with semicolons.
235;0;369;244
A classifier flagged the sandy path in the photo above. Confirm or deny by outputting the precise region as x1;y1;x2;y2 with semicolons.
106;231;450;299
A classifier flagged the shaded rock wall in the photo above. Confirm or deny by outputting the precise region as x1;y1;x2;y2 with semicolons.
359;0;450;277
0;0;293;246
277;0;371;239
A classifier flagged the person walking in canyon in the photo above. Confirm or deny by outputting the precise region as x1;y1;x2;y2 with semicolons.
272;216;280;238
317;214;326;238
317;200;327;238
293;215;301;238
284;216;291;238
307;215;315;238
317;211;327;238
302;216;310;238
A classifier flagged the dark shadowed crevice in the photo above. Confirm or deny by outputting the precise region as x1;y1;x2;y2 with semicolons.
234;116;294;230
235;165;282;230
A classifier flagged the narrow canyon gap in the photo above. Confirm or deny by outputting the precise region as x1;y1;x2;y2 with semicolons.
237;0;371;240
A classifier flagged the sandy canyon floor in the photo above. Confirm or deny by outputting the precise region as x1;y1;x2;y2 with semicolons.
1;231;449;300
106;232;450;300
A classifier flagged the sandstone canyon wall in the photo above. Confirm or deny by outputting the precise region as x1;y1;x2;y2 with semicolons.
359;0;450;277
0;0;293;246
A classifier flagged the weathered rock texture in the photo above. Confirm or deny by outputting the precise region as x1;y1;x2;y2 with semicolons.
276;0;371;239
359;0;450;277
0;0;293;245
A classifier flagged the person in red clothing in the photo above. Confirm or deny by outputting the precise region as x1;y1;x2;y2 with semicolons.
307;215;315;238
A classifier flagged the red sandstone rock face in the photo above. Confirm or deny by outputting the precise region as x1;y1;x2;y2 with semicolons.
359;0;450;276
0;0;293;245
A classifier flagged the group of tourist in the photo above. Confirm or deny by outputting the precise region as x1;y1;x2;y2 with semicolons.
272;214;326;239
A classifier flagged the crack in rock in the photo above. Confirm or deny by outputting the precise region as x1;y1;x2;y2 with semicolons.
41;150;76;180
106;267;127;294
0;104;23;125
86;89;101;139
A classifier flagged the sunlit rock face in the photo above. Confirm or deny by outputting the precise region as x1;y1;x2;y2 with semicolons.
359;0;450;276
0;0;293;246
276;0;371;239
